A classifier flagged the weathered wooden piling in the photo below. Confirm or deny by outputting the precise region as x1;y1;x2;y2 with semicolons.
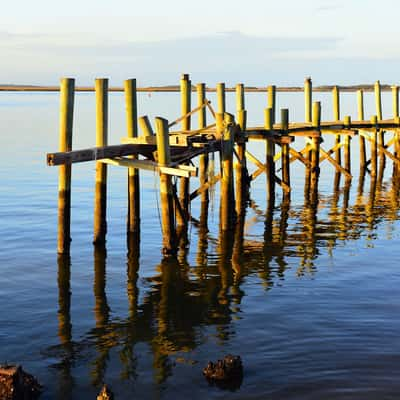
310;102;321;204
177;74;191;229
155;117;177;255
124;79;140;234
94;78;108;245
343;115;352;175
267;85;276;123
57;78;75;254
332;86;341;165
219;113;235;231
235;83;248;214
375;80;385;156
197;83;209;226
370;115;378;178
265;107;275;204
281;109;290;200
392;85;399;118
217;82;226;114
138;115;154;136
217;82;226;178
392;87;399;178
357;90;366;169
304;78;312;198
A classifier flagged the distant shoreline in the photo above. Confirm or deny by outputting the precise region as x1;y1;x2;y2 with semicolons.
0;84;395;93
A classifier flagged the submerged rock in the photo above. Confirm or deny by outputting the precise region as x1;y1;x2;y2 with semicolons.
203;355;243;389
97;384;114;400
0;364;42;400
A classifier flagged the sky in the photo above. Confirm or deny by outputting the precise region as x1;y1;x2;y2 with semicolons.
1;0;400;86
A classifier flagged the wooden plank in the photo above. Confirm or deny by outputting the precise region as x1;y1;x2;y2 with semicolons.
362;134;400;165
289;147;311;167
319;142;344;163
319;147;352;178
245;150;265;170
168;100;210;128
190;174;221;201
101;157;197;177
274;175;290;193
47;143;155;166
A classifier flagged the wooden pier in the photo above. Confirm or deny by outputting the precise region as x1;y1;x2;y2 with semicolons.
47;75;400;256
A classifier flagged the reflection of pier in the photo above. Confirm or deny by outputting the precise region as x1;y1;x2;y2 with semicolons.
53;171;400;389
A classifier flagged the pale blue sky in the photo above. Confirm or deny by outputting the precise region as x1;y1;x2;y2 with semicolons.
1;0;399;85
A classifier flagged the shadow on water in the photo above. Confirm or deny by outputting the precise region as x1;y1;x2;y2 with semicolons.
48;170;400;397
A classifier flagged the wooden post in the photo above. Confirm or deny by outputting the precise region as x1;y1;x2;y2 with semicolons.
93;78;108;245
375;80;385;161
375;80;383;120
333;86;341;165
57;78;75;254
371;115;378;178
265;107;275;203
155;117;177;255
304;78;312;198
310;102;321;204
220;113;235;231
267;85;276;124
357;89;366;169
138;116;154;136
304;77;312;123
392;85;399;119
395;117;400;180
392;86;399;179
235;83;247;215
197;83;209;208
281;109;290;198
124;79;140;234
217;82;226;114
343;115;351;175
176;74;191;229
181;74;191;131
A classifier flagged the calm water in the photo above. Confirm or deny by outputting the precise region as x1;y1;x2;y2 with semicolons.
1;90;400;399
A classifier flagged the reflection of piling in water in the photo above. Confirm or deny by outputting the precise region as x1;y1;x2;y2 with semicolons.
232;205;246;285
127;232;140;320
92;244;110;386
57;254;74;400
57;255;72;344
217;229;234;306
